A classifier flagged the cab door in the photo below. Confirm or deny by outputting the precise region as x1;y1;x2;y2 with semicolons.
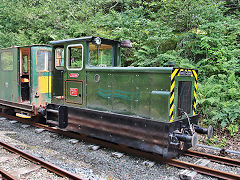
31;46;52;107
52;46;65;105
0;48;19;102
64;43;85;106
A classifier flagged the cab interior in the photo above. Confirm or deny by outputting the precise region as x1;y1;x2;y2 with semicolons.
20;47;30;103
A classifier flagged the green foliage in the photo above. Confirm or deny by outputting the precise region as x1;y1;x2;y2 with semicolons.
0;0;239;133
204;135;227;148
227;124;239;137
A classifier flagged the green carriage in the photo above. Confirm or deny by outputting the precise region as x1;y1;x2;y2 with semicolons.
0;45;52;117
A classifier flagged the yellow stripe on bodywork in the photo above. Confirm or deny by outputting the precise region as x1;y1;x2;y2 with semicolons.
39;76;52;93
170;92;174;104
194;102;196;109
171;69;179;81
169;105;174;116
193;110;196;115
194;81;197;90
192;70;198;80
170;81;175;92
194;91;197;99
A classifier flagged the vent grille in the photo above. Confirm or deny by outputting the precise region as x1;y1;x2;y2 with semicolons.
177;81;192;116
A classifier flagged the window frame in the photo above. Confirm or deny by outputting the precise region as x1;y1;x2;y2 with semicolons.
36;49;51;72
66;44;84;71
88;42;114;67
54;47;65;70
0;50;14;71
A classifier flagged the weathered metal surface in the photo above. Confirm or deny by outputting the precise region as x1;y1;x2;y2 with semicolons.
0;47;20;102
0;45;52;116
31;46;52;108
86;70;172;121
46;103;198;158
0;99;32;112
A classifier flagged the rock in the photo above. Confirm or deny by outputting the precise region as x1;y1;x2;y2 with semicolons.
21;124;30;128
142;161;155;168
35;128;45;133
9;120;18;124
0;117;7;121
112;152;124;158
69;139;79;144
88;145;101;151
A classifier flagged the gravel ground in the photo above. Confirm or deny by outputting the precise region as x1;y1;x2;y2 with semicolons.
0;117;239;180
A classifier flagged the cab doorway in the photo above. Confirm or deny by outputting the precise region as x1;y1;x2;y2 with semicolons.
20;48;30;103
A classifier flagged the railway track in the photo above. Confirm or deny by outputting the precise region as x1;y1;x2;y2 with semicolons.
0;138;82;179
0;113;240;180
184;149;240;167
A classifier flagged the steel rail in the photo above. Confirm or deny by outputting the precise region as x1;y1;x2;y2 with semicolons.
166;159;240;180
184;149;240;167
0;140;82;180
0;168;16;180
1;113;240;179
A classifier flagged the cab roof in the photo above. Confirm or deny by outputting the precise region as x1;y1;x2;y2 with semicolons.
0;44;50;50
50;36;120;45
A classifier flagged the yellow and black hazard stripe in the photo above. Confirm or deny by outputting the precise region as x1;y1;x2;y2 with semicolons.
169;68;180;122
169;68;198;122
192;70;198;116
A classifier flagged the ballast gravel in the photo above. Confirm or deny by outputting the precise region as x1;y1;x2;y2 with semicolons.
0;117;239;180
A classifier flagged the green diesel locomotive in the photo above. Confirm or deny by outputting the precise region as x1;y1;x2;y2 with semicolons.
46;36;212;158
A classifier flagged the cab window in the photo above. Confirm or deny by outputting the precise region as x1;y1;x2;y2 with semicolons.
1;51;13;71
89;43;113;67
36;50;51;72
55;48;64;69
67;44;83;70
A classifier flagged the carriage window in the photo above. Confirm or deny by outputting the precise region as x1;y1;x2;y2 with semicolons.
36;50;51;72
89;43;113;67
55;48;64;69
67;44;83;70
1;51;13;71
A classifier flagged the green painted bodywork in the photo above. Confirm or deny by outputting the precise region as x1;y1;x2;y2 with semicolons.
0;45;52;109
50;37;196;122
0;48;19;102
31;46;52;107
86;68;171;121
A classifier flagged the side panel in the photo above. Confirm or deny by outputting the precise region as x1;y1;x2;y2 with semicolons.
0;48;20;102
86;69;171;122
31;46;52;107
